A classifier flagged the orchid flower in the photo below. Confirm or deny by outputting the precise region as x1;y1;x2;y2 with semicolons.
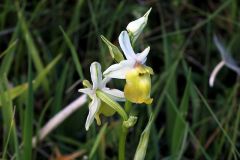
103;31;153;104
209;36;240;87
78;62;125;130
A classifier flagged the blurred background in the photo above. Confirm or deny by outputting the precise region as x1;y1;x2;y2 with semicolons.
0;0;240;159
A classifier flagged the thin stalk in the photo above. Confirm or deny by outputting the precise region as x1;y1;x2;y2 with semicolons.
124;100;132;114
32;95;87;147
119;126;128;160
96;90;129;160
209;61;225;87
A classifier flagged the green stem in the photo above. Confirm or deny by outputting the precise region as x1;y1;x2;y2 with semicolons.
125;100;132;113
119;125;128;160
96;90;130;160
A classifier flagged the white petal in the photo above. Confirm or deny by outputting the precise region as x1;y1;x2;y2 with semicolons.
90;62;102;89
78;88;93;97
209;61;225;87
119;31;136;60
85;95;101;130
103;60;135;79
136;46;150;64
102;88;125;101
100;77;111;88
214;36;240;75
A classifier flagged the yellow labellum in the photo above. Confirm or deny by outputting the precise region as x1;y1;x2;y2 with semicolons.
124;65;153;104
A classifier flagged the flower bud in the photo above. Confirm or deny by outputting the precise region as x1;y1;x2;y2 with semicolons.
126;8;151;44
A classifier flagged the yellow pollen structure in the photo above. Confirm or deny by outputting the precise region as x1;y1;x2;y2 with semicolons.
124;65;153;104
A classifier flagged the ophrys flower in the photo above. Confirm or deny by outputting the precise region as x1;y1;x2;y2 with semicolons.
103;31;153;104
79;62;125;130
209;36;240;87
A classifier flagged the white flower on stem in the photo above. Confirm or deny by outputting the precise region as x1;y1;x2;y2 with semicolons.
126;8;151;44
103;31;153;104
209;35;240;87
78;62;125;130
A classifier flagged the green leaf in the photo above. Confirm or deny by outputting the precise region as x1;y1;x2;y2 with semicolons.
23;53;34;160
100;35;124;62
0;75;20;160
166;94;211;160
89;124;107;159
171;70;191;156
134;115;153;160
60;26;84;80
196;87;240;157
16;5;49;93
0;40;18;59
0;54;62;106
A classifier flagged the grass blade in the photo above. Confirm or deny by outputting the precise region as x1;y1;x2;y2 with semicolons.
22;53;34;160
0;40;18;59
171;71;191;155
0;54;62;105
0;76;20;160
16;3;49;93
166;93;211;160
196;87;240;158
60;26;84;80
89;124;107;159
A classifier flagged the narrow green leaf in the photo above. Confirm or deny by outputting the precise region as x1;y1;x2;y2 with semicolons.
171;71;191;155
33;54;62;89
0;40;17;77
52;63;69;115
0;76;20;160
134;115;153;160
0;40;18;59
160;8;177;143
0;54;61;106
16;4;49;93
100;35;124;62
89;124;107;159
166;94;211;160
23;53;34;160
2;108;16;159
196;87;240;158
60;26;84;80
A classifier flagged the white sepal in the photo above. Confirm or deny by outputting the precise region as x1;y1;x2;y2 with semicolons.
103;60;135;79
209;36;240;87
85;95;101;130
102;88;125;101
78;88;94;97
90;62;102;89
213;36;240;75
119;31;136;60
100;77;111;89
136;46;150;64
